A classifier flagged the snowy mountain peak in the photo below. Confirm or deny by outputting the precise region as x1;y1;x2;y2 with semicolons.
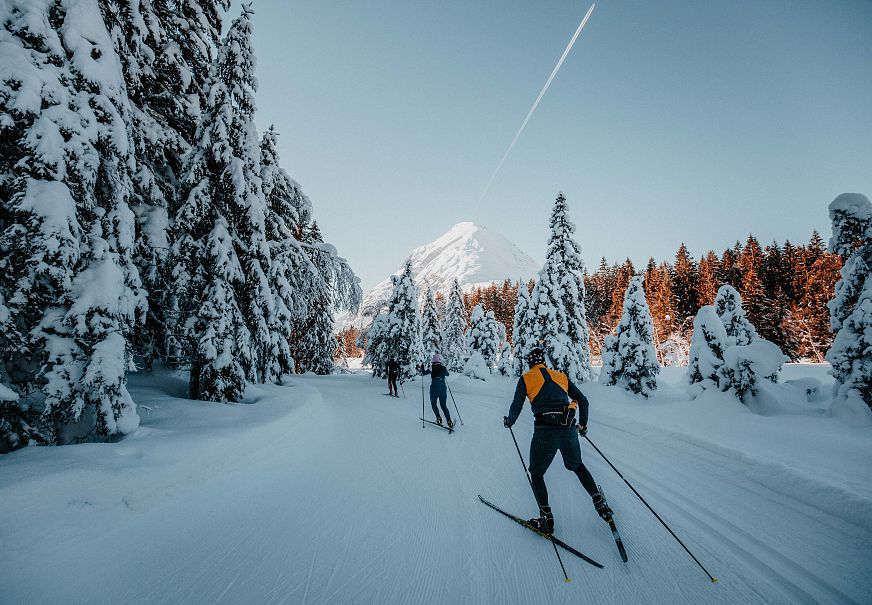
356;222;540;319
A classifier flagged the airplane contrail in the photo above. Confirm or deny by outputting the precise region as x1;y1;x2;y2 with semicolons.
474;3;596;214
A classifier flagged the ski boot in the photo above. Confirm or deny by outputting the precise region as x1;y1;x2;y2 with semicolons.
435;416;443;426
592;487;613;522
447;418;455;429
528;508;554;534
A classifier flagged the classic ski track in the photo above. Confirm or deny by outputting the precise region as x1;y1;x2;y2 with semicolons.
592;420;867;605
4;374;867;605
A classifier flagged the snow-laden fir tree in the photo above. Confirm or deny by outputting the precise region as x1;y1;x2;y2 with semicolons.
291;222;361;375
511;281;534;376
601;276;659;396
827;274;872;412
714;285;757;346
714;283;784;390
826;193;872;412
466;305;500;371
497;341;513;376
544;193;593;381
101;0;228;365
363;312;390;377
260;126;316;378
0;0;145;443
378;261;425;378
442;280;468;372
525;259;577;376
687;306;728;394
545;192;592;382
167;7;270;401
421;286;442;357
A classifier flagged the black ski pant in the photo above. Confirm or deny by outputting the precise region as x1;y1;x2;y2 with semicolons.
388;375;398;395
430;383;451;421
528;426;598;511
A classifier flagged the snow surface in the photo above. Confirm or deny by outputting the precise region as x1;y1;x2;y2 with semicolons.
1;365;870;604
344;222;540;326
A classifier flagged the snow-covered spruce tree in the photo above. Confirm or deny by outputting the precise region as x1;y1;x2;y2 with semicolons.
545;192;593;381
826;193;872;411
363;312;390;377
260;126;316;378
421;286;442;357
526;259;577;376
0;0;145;443
292;224;361;375
442;279;468;372
687;306;728;394
601;276;659;396
827;275;872;412
497;341;513;376
714;283;784;390
379;261;425;379
466;305;500;371
512;281;534;376
714;285;757;346
168;7;270;401
100;0;228;366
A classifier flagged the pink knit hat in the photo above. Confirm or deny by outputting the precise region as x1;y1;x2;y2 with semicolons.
431;353;444;364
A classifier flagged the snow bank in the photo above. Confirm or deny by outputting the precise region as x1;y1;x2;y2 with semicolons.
0;383;18;401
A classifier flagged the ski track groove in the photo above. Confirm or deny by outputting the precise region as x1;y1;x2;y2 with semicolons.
592;419;868;605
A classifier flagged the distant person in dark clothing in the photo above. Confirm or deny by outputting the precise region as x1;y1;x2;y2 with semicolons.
386;358;400;397
419;353;452;428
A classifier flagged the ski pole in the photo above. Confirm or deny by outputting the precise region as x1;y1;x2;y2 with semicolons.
446;383;464;426
584;435;718;583
508;424;571;583
400;379;406;399
420;370;425;429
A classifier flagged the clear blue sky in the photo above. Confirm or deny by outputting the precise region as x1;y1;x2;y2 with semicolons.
236;0;872;291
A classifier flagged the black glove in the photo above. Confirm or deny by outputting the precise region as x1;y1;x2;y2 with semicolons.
503;416;512;429
578;424;588;437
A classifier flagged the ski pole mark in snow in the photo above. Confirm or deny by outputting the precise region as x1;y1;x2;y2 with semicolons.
474;3;596;214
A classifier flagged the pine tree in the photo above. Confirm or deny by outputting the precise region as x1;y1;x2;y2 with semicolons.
512;281;533;375
442;280;468;371
0;0;145;442
826;193;872;405
167;7;268;401
421;286;442;357
601;276;659;396
714;285;757;346
101;0;227;366
696;251;719;306
672;244;699;323
497;341;513;375
466;305;500;371
290;216;362;375
827;274;872;411
260;126;314;378
687;306;728;394
608;259;635;326
363;312;389;377
380;261;425;378
526;259;577;376
528;193;592;381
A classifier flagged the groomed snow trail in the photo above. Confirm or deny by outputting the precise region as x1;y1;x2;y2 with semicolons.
2;371;870;604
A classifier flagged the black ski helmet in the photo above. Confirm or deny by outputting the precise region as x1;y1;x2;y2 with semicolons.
527;348;546;367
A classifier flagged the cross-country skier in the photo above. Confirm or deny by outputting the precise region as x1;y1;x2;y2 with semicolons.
386;358;400;397
418;353;453;428
503;347;612;533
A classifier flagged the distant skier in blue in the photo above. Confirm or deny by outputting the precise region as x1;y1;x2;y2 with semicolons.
419;353;453;429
